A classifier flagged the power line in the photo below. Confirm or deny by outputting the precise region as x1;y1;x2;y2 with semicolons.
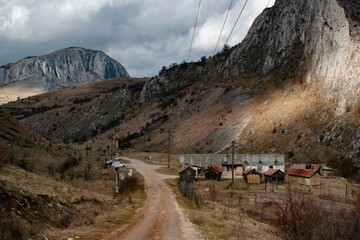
188;0;202;61
213;0;234;55
224;0;249;47
266;0;271;8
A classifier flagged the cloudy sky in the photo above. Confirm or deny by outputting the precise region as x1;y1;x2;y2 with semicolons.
0;0;275;77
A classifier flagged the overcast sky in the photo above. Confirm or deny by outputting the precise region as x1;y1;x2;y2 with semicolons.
0;0;275;77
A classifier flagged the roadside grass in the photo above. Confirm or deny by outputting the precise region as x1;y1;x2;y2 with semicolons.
155;166;178;175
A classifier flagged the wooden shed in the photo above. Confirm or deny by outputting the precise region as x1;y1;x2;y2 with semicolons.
321;166;334;177
179;166;196;182
264;168;285;184
243;168;262;184
286;168;321;186
204;165;224;181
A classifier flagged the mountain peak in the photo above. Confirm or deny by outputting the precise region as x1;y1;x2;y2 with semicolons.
0;47;129;92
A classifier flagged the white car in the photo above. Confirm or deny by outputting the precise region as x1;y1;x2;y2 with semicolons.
106;158;126;167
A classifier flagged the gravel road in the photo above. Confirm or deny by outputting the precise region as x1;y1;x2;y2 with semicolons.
105;157;202;240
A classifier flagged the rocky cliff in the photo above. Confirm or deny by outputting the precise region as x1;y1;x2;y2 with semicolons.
137;0;360;167
221;0;360;108
0;47;129;91
141;0;360;107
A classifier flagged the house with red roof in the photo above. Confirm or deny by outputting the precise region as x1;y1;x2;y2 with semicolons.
204;165;224;181
264;168;285;184
286;168;321;186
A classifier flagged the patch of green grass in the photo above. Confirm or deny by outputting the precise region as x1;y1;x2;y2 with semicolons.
113;208;136;225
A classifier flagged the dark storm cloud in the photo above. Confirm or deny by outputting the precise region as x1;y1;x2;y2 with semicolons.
0;0;275;77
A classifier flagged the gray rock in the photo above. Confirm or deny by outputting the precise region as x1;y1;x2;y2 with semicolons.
221;0;360;110
0;47;129;91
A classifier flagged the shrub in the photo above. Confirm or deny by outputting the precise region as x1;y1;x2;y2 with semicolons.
118;176;140;194
200;56;207;63
59;155;81;174
159;66;167;75
271;189;360;240
0;214;25;240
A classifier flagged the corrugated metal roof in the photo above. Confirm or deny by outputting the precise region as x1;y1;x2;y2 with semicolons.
264;168;283;176
178;166;196;173
210;165;224;173
243;168;255;175
287;168;316;178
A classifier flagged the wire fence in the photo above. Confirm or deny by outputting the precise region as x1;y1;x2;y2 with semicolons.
177;177;360;211
178;180;204;207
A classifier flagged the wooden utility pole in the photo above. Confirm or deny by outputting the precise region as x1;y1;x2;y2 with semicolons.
168;129;171;168
232;140;235;185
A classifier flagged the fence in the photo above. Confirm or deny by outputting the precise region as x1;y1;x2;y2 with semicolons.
178;180;203;207
177;177;360;212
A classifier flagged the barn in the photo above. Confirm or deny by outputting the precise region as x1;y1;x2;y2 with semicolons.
178;166;196;182
264;168;285;184
286;168;321;186
243;168;262;184
204;165;224;181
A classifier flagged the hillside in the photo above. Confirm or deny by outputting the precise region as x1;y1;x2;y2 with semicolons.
2;0;360;178
0;111;146;239
0;47;129;104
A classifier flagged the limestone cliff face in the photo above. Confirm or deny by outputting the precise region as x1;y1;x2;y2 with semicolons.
222;0;360;108
141;0;360;108
0;47;129;91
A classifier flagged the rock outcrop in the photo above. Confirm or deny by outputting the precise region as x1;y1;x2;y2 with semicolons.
0;47;129;91
221;0;360;108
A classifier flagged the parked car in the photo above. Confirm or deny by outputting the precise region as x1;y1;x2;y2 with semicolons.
106;158;126;167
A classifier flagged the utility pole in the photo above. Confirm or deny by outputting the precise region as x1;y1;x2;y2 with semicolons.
168;129;171;168
232;140;235;185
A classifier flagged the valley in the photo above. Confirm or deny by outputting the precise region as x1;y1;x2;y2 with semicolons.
1;0;360;239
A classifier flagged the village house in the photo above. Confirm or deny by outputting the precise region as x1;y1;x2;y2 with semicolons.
243;168;262;184
264;168;285;184
178;166;196;182
286;168;321;186
290;163;334;177
204;165;224;181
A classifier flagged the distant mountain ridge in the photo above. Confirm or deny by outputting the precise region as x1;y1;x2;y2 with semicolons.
0;47;129;91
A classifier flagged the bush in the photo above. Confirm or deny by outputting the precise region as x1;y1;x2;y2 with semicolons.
200;56;207;63
118;176;140;194
59;154;81;174
0;214;25;240
159;66;167;75
271;190;360;240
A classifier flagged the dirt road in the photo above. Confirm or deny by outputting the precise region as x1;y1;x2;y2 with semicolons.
105;157;202;240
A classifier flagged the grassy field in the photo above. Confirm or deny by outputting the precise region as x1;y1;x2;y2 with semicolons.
167;176;360;240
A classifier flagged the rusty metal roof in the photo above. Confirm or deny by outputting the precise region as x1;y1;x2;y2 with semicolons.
286;168;317;178
178;166;196;173
209;165;224;173
243;168;255;175
264;168;284;176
